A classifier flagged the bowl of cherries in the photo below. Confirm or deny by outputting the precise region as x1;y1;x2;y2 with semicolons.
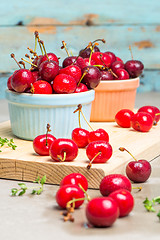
78;43;144;122
5;32;101;140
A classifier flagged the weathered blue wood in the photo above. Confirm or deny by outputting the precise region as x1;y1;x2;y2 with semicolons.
0;0;160;25
0;26;160;73
1;70;160;99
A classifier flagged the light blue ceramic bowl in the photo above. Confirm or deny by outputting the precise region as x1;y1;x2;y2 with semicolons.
5;89;95;140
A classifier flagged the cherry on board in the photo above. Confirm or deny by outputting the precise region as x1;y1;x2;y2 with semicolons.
115;109;135;128
131;112;153;132
60;173;88;191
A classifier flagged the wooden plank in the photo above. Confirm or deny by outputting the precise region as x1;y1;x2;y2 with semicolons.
0;121;159;189
1;0;160;25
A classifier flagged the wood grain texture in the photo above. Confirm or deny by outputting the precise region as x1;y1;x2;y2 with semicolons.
0;121;159;189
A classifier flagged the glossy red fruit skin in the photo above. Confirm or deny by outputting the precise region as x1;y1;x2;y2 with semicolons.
88;129;109;143
60;173;88;191
37;53;59;67
104;51;116;64
52;74;77;94
100;174;132;196
31;80;53;94
116;57;123;63
131;112;153;132
86;197;119;227
109;189;134;217
31;70;40;82
33;134;56;156
72;128;89;148
39;60;59;82
79;46;100;58
83;58;96;67
62;56;86;69
11;69;35;93
126;160;151;183
56;184;85;209
100;70;114;80
86;140;112;163
138;105;160;125
7;75;14;91
111;61;125;73
124;60;144;78
59;65;82;83
74;83;88;93
81;66;101;89
91;52;112;68
115;68;130;80
49;138;78;162
115;109;135;128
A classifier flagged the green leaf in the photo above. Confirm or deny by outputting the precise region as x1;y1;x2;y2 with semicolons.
34;176;40;183
18;189;26;196
31;189;37;195
143;197;156;212
36;188;43;195
11;188;18;196
18;183;27;190
40;175;46;185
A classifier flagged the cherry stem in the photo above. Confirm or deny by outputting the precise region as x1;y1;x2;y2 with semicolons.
78;110;81;128
34;30;38;52
73;104;94;131
57;152;66;162
40;40;50;61
129;45;134;60
78;184;90;201
27;47;39;58
25;54;33;63
45;123;51;146
21;58;38;68
87;151;101;170
18;61;25;69
99;54;118;78
77;69;89;86
10;53;22;69
155;113;160;116
119;147;138;161
132;186;142;192
61;41;70;57
88;42;99;65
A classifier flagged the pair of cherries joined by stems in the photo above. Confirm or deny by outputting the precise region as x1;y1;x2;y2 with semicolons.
115;105;160;132
33;105;113;168
56;172;135;227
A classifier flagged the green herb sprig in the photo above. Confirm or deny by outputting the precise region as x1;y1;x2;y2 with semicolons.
143;196;160;220
0;137;17;152
11;175;46;196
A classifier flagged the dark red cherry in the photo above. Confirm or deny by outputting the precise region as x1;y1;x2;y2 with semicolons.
124;60;144;78
37;53;59;67
39;60;59;82
79;46;100;58
111;61;125;73
62;56;86;69
81;66;101;89
104;51;116;64
100;70;114;80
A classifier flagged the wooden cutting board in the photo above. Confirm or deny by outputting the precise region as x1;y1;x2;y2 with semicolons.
0;121;160;189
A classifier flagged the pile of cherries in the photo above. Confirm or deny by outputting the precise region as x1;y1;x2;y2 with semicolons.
55;172;135;227
33;105;113;168
7;31;144;94
115;105;160;132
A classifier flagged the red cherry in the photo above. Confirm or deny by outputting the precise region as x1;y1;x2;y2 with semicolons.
31;70;40;82
83;58;96;66
49;138;78;162
60;173;88;191
52;74;77;94
100;70;114;80
91;52;112;68
116;56;123;62
81;66;101;89
119;147;152;183
115;68;130;80
88;128;109;143
74;83;88;93
59;65;82;83
33;133;56;156
115;109;135;128
104;51;116;64
124;60;144;78
131;112;153;132
79;46;100;58
37;53;59;67
39;60;59;82
11;69;35;93
86;140;113;164
30;80;53;94
56;184;85;209
109;189;134;217
138;105;160;125
7;75;14;91
85;197;119;227
111;61;125;73
62;56;86;69
100;174;132;196
71;128;89;148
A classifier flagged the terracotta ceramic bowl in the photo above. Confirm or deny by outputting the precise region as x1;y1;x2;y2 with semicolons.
5;89;95;140
90;77;139;122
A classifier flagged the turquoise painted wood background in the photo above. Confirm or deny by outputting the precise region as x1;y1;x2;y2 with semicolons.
0;0;160;98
